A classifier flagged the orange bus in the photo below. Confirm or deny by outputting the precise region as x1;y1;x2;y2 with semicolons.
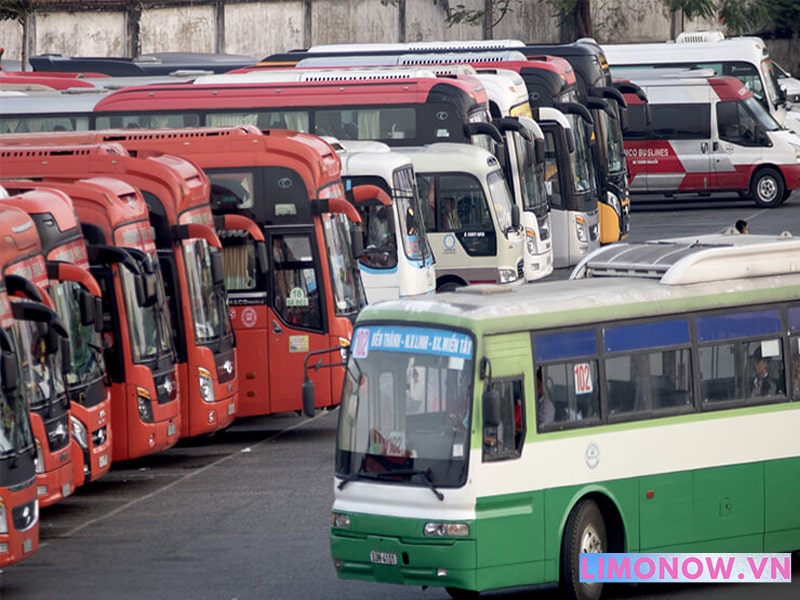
0;204;40;567
0;181;111;485
34;176;179;461
15;126;371;417
0;142;236;439
0;199;75;508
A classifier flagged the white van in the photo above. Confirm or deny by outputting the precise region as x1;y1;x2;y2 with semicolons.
616;71;800;207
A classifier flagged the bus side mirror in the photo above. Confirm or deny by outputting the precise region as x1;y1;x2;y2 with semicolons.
351;224;364;259
535;138;545;165
566;130;576;154
302;377;315;418
511;205;521;230
1;351;19;392
0;329;18;393
60;335;72;374
94;297;105;333
211;251;226;286
256;241;269;276
79;289;96;327
135;274;158;308
483;388;501;428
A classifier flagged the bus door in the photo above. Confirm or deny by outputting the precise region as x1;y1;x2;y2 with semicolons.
266;228;334;415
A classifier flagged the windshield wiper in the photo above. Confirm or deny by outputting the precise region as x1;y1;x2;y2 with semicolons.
337;466;444;501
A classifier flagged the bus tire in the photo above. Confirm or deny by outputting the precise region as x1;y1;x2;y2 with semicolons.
437;280;464;293
445;587;479;599
749;167;785;208
560;499;606;600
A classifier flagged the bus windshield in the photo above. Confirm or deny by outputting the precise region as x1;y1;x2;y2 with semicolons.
323;214;367;318
743;96;781;131
336;325;475;489
14;310;67;412
603;110;627;174
120;267;172;363
0;329;34;456
513;132;549;218
182;241;231;344
570;115;596;194
49;281;105;388
486;170;516;232
394;165;431;261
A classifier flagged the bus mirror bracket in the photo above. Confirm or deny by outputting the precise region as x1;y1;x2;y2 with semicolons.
5;274;45;304
349;184;391;206
301;345;348;418
172;223;223;249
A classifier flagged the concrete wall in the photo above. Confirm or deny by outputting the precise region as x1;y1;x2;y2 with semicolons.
0;0;796;73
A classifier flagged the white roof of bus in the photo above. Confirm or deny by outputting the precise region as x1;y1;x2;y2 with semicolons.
394;143;501;174
295;50;530;69
193;68;442;85
306;39;526;53
602;35;770;67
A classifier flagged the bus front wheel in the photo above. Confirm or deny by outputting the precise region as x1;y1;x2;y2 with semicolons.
560;499;606;600
749;167;785;208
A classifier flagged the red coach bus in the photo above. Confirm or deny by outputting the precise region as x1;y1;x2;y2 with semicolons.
0;142;235;440
0;200;74;508
31;176;179;461
24;127;371;417
0;204;39;567
0;182;111;486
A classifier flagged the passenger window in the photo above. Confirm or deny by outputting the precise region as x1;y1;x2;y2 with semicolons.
650;104;710;140
699;339;785;406
606;349;692;416
790;337;800;400
538;361;599;429
483;378;524;461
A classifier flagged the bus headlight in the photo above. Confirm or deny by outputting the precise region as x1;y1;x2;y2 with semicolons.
498;268;517;283
424;522;470;537
198;367;215;403
525;228;537;255
575;216;588;244
331;512;351;528
70;416;88;450
0;504;7;535
606;191;621;215
34;440;44;474
791;143;800;164
136;387;154;423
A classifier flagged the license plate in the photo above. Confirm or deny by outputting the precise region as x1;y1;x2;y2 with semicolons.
369;551;397;565
98;454;108;468
228;402;235;415
168;423;177;437
23;538;33;554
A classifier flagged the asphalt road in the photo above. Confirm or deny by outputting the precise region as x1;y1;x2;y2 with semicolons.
1;190;799;600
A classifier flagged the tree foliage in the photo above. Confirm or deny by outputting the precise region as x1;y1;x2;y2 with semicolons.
667;0;799;36
0;0;33;24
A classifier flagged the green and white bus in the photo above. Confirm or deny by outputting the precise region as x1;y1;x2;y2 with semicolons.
328;233;800;599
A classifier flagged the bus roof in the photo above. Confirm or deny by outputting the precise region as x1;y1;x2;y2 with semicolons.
572;234;798;284
602;36;771;68
0;88;108;116
92;77;487;112
29;51;258;76
355;236;800;334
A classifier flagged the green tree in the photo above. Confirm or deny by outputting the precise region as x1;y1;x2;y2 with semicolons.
666;0;798;36
379;0;591;41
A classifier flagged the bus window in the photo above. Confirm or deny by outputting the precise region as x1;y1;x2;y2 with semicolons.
605;349;692;415
790;337;800;399
603;319;693;418
482;377;524;461
696;309;785;405
542;360;600;425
